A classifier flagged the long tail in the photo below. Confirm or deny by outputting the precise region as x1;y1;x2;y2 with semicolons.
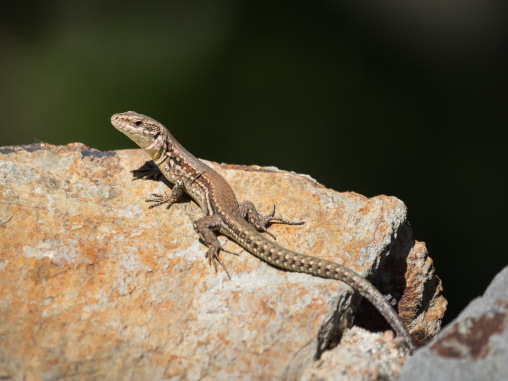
274;248;414;351
227;220;415;351
327;261;414;351
236;228;414;351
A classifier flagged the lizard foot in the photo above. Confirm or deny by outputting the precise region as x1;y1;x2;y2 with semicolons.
205;245;239;279
240;201;304;240
146;192;177;209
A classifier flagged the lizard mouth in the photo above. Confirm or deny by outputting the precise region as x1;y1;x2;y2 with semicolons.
111;115;139;135
110;114;126;130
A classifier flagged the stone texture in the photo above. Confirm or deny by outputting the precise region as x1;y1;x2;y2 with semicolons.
300;327;409;381
400;265;508;381
0;143;445;380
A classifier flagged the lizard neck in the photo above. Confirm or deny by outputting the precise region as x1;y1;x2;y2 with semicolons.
145;135;168;165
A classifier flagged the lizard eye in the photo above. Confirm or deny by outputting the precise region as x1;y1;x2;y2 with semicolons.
135;121;142;126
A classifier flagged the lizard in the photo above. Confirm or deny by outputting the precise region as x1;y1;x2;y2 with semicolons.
111;111;415;351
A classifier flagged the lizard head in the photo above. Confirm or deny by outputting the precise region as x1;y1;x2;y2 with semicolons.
111;111;175;165
111;111;167;151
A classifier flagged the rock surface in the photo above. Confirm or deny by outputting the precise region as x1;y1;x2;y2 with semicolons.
300;327;409;381
0;143;445;380
399;265;508;381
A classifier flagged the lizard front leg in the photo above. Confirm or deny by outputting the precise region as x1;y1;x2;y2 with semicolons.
239;201;304;240
192;215;238;278
145;179;186;209
145;170;207;209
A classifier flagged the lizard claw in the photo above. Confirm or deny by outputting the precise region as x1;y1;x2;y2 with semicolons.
265;204;305;227
241;202;304;240
146;192;177;209
205;245;239;279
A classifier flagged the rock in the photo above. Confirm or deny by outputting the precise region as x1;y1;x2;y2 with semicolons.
399;266;508;381
300;327;409;381
0;143;445;380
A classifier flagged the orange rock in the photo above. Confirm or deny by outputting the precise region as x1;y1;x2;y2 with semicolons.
0;143;446;379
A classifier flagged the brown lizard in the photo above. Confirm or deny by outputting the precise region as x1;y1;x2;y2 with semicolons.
111;111;414;351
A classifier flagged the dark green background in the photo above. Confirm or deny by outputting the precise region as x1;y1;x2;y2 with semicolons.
2;1;507;325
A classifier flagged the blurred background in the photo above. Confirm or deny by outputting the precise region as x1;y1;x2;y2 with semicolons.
1;1;507;325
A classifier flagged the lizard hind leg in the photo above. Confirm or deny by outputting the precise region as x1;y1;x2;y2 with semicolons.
193;215;238;279
239;201;304;240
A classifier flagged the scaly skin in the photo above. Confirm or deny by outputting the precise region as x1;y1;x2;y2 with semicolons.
111;111;414;351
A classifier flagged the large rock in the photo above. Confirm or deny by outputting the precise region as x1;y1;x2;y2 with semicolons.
0;143;446;380
400;266;508;381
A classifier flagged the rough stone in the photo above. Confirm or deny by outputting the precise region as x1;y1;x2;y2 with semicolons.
0;143;445;380
399;266;508;381
300;327;410;381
